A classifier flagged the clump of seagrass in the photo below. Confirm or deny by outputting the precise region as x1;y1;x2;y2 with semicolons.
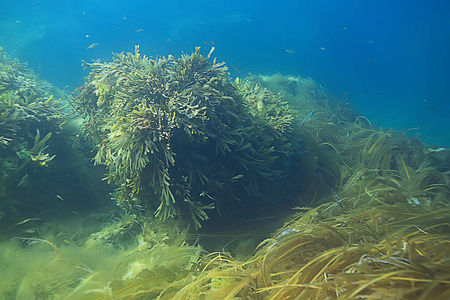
161;116;450;299
74;46;297;228
162;74;450;299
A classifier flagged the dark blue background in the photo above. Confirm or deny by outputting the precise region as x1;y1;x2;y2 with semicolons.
1;0;449;146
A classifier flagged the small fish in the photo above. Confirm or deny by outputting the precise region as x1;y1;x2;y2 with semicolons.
232;65;240;72
17;218;42;226
367;57;375;60
405;127;420;133
123;16;127;21
292;206;312;211
368;40;373;43
319;47;326;51
85;34;90;38
342;27;348;30
56;194;65;201
286;49;296;54
135;29;143;32
86;43;99;49
424;105;436;110
17;174;29;187
300;110;315;127
203;41;210;45
231;174;244;180
211;40;215;44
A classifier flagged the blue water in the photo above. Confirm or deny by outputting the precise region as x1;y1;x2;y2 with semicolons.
1;0;449;146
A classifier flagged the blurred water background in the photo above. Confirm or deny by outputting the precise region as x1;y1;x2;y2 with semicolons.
1;0;449;146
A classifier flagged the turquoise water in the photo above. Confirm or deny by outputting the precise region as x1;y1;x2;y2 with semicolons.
1;0;449;145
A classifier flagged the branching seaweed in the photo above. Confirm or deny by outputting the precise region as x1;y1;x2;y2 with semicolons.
74;46;299;228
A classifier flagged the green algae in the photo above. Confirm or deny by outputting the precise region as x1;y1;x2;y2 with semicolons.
0;47;109;227
0;47;448;299
74;46;300;228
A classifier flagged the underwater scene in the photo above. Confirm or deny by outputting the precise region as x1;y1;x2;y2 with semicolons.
0;0;449;299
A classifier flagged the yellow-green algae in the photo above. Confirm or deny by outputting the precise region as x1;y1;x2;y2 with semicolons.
0;48;448;299
73;46;298;229
0;46;110;227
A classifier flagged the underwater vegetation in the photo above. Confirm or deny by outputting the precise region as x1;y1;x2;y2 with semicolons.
74;46;301;228
172;103;450;299
0;46;109;228
0;45;64;221
0;47;448;299
0;213;204;300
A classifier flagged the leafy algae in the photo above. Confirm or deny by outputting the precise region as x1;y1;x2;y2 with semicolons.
0;47;448;299
74;46;300;228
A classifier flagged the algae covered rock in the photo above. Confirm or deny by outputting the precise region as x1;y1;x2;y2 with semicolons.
74;46;299;227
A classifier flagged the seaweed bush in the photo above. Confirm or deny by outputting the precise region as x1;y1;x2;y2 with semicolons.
0;59;449;299
0;47;108;224
0;47;64;220
74;46;299;228
159;75;450;299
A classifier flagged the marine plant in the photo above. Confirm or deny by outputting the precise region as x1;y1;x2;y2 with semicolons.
0;212;203;300
0;47;108;224
155;78;450;299
74;46;299;228
169;201;449;299
0;47;63;220
157;73;449;299
1;44;449;299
